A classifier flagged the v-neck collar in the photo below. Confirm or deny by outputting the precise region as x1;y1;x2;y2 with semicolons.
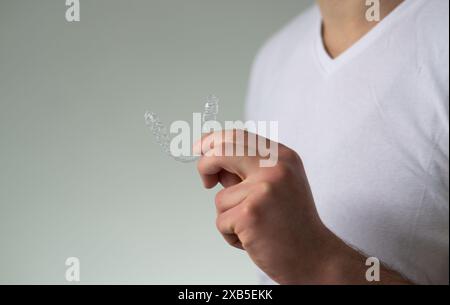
313;0;425;76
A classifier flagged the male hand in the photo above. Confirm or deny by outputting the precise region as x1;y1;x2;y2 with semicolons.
194;130;411;285
194;130;337;284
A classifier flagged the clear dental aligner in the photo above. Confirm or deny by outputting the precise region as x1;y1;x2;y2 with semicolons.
145;95;219;163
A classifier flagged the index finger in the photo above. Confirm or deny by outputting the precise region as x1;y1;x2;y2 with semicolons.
196;146;260;189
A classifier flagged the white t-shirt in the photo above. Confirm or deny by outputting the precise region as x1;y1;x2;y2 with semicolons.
246;0;449;285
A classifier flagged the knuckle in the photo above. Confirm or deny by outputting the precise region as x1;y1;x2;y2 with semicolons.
196;159;203;173
256;181;274;197
196;157;212;174
270;162;293;180
217;216;235;235
215;215;224;232
214;189;226;209
292;151;304;167
241;205;254;219
280;145;303;163
242;200;261;220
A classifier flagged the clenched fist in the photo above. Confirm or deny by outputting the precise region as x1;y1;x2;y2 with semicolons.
194;130;410;285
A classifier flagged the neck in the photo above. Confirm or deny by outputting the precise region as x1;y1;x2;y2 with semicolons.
317;0;404;58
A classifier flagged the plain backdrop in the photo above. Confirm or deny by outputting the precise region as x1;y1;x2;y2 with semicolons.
0;0;313;284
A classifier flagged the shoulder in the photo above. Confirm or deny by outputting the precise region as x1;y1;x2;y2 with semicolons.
413;0;449;62
416;0;449;26
416;0;449;41
246;5;319;120
251;5;319;80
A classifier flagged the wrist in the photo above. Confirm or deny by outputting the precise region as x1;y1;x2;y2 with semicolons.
311;228;368;285
288;225;367;285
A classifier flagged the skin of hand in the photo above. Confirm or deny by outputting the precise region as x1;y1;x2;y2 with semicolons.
194;130;411;285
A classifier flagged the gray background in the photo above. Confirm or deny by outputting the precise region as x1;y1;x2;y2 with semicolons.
0;0;313;284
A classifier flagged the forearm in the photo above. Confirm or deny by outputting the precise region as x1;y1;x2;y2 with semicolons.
326;236;411;284
305;230;413;285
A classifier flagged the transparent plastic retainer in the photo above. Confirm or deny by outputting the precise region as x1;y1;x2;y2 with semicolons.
145;95;219;163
